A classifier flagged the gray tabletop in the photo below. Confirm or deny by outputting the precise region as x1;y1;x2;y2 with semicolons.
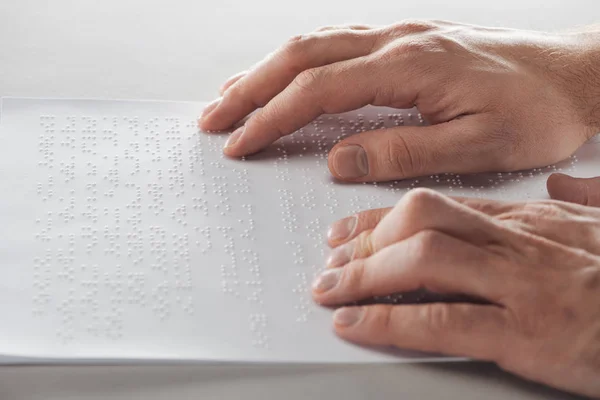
0;0;597;399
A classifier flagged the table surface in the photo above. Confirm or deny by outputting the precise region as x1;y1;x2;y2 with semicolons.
0;0;597;399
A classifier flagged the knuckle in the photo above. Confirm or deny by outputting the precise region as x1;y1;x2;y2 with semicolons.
409;229;446;262
377;40;427;65
354;230;376;258
249;108;287;138
281;34;317;67
424;32;464;53
226;82;266;108
392;19;438;34
370;305;395;334
293;68;324;95
340;260;368;292
421;303;452;337
284;34;310;51
399;188;443;215
383;133;423;177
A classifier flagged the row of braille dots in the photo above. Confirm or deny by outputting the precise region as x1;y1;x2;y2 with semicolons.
217;226;240;296
187;141;204;176
233;168;251;194
103;157;121;187
292;272;312;323
88;308;125;340
276;144;290;162
171;233;192;264
277;189;299;233
37;122;56;169
145;183;166;215
34;210;55;241
79;226;100;255
149;230;170;274
125;212;144;266
300;190;318;211
32;292;52;316
31;251;54;316
124;183;143;209
39;115;56;129
273;147;292;181
212;176;233;216
102;218;122;257
324;188;340;215
194;226;212;254
249;314;269;349
204;133;226;155
171;205;189;226
289;127;329;158
79;131;99;154
168;167;186;198
240;204;256;240
32;255;54;290
241;249;263;303
192;197;209;216
57;160;77;183
56;291;79;343
36;176;55;200
286;241;305;266
152;283;172;321
55;249;77;282
123;148;142;176
305;218;325;250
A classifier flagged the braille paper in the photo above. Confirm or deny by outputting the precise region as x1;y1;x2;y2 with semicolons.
0;97;598;364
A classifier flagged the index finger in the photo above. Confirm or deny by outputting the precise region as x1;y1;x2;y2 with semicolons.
199;29;379;132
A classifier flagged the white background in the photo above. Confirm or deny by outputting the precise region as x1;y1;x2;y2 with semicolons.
0;0;597;398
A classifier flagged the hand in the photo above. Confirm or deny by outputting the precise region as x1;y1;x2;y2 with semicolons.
311;173;600;398
198;21;600;182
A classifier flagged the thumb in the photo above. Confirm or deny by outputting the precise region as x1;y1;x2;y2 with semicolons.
546;173;600;207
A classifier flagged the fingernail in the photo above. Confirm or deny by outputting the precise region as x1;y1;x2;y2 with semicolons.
327;216;357;242
334;307;363;327
312;269;342;293
326;241;355;268
199;98;222;121
333;145;369;179
225;126;245;149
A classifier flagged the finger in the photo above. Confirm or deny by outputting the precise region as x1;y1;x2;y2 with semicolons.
327;207;392;248
372;188;514;257
327;115;509;182
327;229;374;269
223;56;411;156
546;173;600;207
332;303;508;362
219;71;248;96
199;30;379;132
314;230;506;305
326;196;519;254
326;189;514;269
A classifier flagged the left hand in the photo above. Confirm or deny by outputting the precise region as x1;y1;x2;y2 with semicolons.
312;174;600;398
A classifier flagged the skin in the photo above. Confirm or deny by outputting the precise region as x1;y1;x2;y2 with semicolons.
199;21;600;182
199;20;600;397
314;183;600;398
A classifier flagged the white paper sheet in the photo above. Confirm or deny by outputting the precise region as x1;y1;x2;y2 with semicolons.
0;97;598;364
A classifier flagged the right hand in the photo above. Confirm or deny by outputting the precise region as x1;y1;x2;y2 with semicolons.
199;21;600;182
